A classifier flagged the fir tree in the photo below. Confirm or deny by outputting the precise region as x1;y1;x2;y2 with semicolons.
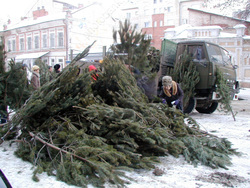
0;43;31;121
168;50;200;110
216;67;236;120
111;19;152;76
111;20;160;101
0;42;7;123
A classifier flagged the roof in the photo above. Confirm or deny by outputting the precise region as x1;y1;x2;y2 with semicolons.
1;13;66;32
15;51;50;60
188;8;250;23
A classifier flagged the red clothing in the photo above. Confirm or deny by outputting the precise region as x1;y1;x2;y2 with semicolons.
88;65;98;80
88;65;97;72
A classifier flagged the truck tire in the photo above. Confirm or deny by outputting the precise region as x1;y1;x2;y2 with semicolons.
184;97;196;114
195;102;218;114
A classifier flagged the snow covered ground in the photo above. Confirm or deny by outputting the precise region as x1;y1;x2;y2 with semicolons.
1;88;250;188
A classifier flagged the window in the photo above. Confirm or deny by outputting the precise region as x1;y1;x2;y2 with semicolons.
154;21;157;27
221;49;231;65
126;12;131;20
144;22;150;28
42;34;47;48
206;44;223;64
20;38;24;51
160;20;163;27
34;35;39;49
50;33;55;48
154;0;157;4
144;9;149;16
27;37;32;50
11;39;16;51
187;45;206;61
144;34;152;40
182;19;187;24
50;58;55;65
7;40;11;51
166;19;174;25
7;38;16;51
58;32;64;47
166;6;173;12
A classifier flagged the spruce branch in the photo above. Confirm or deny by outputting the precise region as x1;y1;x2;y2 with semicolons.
216;67;236;121
29;132;94;165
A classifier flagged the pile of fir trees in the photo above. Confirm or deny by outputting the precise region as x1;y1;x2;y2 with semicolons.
8;55;238;187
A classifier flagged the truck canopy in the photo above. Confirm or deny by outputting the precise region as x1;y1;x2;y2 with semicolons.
161;39;177;67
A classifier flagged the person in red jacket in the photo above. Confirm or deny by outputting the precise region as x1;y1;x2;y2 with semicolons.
88;65;98;81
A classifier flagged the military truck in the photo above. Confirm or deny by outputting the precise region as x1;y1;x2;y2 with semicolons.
160;39;239;114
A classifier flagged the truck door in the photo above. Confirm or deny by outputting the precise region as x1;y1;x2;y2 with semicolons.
206;43;236;86
186;44;211;89
160;39;177;76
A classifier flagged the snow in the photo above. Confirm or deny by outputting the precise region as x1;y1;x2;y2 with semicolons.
1;88;250;188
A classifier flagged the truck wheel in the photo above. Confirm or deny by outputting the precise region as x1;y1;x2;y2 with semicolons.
184;97;196;114
195;102;218;114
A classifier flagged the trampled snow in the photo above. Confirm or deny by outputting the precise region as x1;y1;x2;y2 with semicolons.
1;89;250;188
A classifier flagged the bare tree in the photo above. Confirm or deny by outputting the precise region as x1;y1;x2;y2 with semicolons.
204;0;249;20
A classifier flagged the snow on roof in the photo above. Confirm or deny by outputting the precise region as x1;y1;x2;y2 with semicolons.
1;13;66;31
15;51;50;60
164;24;250;39
189;26;222;30
234;24;247;29
188;8;250;23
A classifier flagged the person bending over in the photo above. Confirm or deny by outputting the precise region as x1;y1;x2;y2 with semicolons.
159;76;183;111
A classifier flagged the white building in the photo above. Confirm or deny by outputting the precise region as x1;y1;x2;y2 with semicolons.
0;0;126;69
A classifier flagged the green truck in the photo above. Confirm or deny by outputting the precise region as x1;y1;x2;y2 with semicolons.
160;39;239;114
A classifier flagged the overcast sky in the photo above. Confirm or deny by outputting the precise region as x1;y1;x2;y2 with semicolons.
0;0;120;25
0;0;35;23
0;0;248;26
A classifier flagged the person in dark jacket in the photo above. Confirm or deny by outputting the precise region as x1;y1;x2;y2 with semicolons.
54;64;61;73
159;76;184;111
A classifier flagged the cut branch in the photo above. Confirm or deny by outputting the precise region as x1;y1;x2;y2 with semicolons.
29;132;94;165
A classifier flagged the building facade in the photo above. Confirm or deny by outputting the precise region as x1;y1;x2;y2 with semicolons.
0;8;68;70
0;1;124;70
121;0;206;49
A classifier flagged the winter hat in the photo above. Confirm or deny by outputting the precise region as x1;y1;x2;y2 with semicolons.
88;65;97;72
162;76;173;87
32;65;40;71
54;64;61;71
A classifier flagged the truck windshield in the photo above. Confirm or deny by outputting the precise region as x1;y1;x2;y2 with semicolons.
206;43;232;65
221;48;231;65
187;45;206;61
